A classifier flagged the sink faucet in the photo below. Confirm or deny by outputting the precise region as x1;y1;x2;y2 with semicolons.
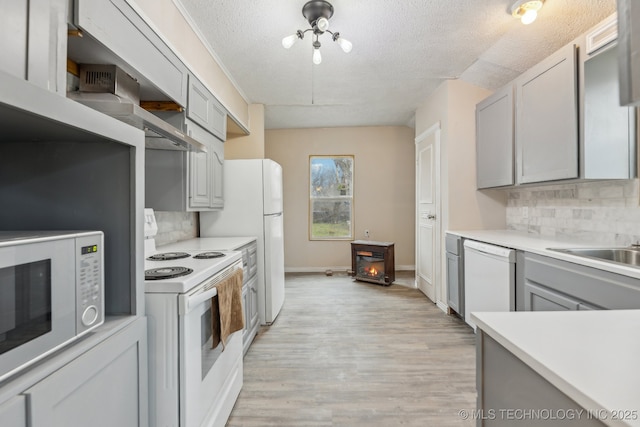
630;241;640;248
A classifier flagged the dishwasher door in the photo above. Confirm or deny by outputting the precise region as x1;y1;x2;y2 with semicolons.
463;240;516;330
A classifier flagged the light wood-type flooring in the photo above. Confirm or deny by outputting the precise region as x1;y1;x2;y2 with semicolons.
226;272;476;427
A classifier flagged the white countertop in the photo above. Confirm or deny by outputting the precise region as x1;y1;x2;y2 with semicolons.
472;310;640;427
447;229;640;279
159;237;257;252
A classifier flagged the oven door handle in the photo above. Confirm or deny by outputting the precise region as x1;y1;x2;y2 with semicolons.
178;287;218;315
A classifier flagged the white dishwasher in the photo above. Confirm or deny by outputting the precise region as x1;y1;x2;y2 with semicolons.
463;240;516;330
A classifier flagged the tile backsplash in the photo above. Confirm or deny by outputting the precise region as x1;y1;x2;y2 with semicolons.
506;179;640;245
154;211;198;246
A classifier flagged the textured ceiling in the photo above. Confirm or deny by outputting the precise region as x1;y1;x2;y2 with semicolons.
175;0;616;129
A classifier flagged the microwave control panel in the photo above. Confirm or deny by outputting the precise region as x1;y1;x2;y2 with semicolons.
75;233;105;333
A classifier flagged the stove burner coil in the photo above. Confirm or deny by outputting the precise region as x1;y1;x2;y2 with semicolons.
145;266;193;280
192;252;225;259
146;252;191;261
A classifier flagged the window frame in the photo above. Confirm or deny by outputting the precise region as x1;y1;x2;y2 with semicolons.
308;155;354;241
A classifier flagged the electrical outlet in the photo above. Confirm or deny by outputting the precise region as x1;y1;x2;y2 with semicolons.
522;207;529;219
364;229;370;238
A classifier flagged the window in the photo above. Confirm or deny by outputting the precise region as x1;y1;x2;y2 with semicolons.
309;155;354;240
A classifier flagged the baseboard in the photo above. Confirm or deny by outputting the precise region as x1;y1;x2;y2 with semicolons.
285;265;416;273
436;301;449;313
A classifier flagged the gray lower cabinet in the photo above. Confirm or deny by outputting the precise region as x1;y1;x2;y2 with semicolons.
24;317;148;427
524;281;598;311
515;43;579;184
522;252;640;311
239;241;259;355
0;0;67;95
187;75;227;142
476;84;514;188
445;234;464;317
74;0;188;104
146;117;224;211
476;332;606;427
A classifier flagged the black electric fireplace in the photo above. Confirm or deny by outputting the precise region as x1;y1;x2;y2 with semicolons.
350;240;395;285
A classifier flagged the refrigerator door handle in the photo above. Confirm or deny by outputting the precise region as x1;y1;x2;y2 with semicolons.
266;212;282;217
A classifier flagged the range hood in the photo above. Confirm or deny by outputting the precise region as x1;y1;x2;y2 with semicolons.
69;92;206;153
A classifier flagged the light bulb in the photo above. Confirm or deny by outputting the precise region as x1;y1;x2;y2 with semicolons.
282;34;298;49
337;37;352;53
316;17;329;32
521;8;537;25
313;48;322;65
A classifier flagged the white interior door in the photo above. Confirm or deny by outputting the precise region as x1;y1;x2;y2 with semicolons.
416;123;441;302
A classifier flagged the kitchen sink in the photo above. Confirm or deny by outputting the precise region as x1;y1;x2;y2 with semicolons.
548;247;640;267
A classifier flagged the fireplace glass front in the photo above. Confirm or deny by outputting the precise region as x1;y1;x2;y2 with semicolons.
350;241;395;285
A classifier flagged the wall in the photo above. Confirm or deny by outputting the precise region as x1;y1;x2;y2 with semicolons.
415;79;507;233
414;79;507;306
225;104;265;159
506;179;640;245
129;0;249;128
265;126;415;271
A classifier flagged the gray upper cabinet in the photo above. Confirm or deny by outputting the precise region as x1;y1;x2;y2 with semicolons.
476;84;514;188
515;43;579;184
210;140;225;209
146;115;224;211
0;396;26;427
187;74;227;142
1;0;67;95
74;0;188;105
581;15;637;180
188;122;214;208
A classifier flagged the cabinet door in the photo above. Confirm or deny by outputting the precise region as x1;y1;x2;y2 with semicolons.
25;318;148;427
0;0;29;81
187;75;227;141
524;281;579;311
446;252;460;314
186;120;212;208
516;43;579;184
583;43;637;179
210;139;225;209
242;284;250;338
0;0;67;95
476;85;514;188
249;276;259;330
75;0;189;105
0;396;27;427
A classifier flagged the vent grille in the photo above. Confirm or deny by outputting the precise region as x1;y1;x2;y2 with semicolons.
83;70;115;90
78;64;140;104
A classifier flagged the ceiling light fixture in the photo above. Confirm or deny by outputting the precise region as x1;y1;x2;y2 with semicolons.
282;0;352;65
511;0;544;25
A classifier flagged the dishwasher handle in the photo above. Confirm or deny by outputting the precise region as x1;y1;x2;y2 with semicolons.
464;240;516;262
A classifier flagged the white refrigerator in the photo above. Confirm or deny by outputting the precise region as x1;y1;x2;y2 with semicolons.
200;159;285;325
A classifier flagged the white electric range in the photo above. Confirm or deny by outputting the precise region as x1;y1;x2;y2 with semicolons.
143;209;244;427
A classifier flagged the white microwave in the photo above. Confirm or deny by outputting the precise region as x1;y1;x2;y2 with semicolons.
0;231;104;382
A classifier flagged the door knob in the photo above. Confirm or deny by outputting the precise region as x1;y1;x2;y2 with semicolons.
427;214;436;220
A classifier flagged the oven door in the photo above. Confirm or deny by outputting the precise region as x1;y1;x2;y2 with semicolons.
178;265;243;427
0;239;76;381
